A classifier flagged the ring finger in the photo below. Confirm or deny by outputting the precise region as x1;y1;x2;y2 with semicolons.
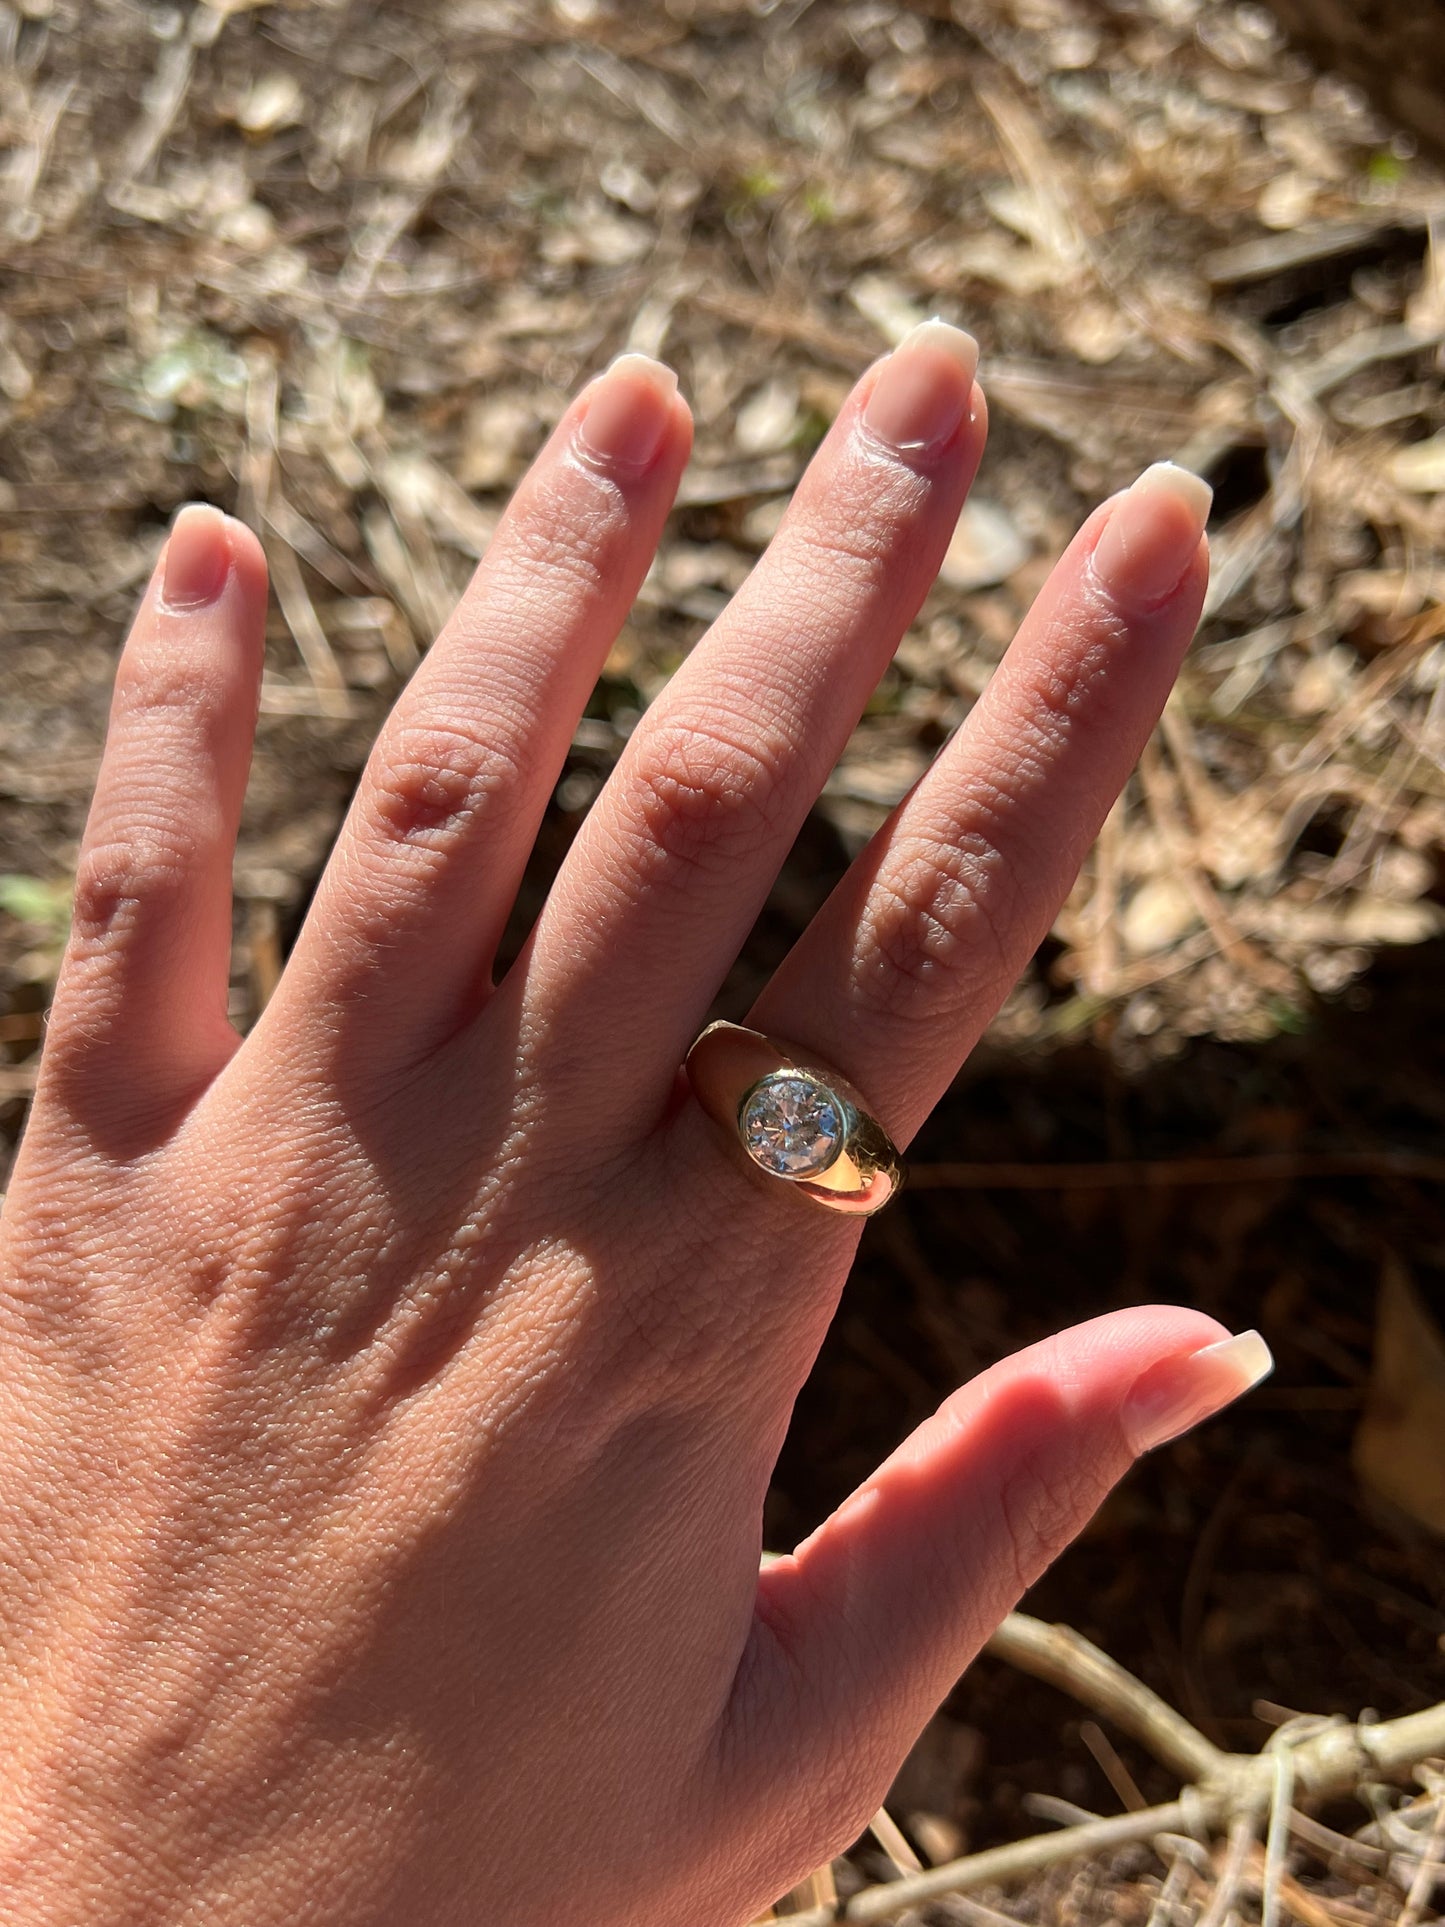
747;461;1212;1144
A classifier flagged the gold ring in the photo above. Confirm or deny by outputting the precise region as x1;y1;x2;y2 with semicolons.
684;1021;904;1216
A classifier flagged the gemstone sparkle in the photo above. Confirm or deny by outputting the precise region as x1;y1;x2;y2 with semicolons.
739;1074;845;1179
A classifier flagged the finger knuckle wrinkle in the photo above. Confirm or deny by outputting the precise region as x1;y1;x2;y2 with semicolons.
854;832;1020;1021
621;721;788;887
368;721;525;846
69;833;192;944
1035;627;1119;726
778;461;930;593
789;521;896;613
114;656;225;721
509;478;622;595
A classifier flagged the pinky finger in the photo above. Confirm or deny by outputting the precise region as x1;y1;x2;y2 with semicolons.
35;506;268;1156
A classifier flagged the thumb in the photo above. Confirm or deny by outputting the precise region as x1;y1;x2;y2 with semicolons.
728;1308;1270;1869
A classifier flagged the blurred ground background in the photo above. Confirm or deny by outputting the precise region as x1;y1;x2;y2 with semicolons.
1;1;1444;1921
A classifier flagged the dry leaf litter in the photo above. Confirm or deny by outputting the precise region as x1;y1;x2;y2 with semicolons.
1;5;1444;1927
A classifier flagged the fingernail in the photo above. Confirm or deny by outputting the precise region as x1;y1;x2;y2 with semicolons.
1090;462;1212;612
1122;1330;1273;1455
575;352;679;472
161;503;233;610
861;317;979;457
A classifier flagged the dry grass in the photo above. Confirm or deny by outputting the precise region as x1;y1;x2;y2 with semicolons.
1;0;1443;1061
758;1615;1445;1924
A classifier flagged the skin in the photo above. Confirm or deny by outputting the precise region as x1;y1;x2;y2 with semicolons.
0;336;1238;1925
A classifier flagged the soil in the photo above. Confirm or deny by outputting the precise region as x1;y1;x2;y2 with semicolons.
1267;0;1445;158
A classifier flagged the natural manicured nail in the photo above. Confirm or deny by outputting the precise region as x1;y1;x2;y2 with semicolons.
161;503;232;610
1090;461;1212;611
861;317;980;457
576;352;679;472
1122;1329;1273;1455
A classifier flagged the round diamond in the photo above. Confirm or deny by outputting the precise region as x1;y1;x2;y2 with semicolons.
740;1074;845;1178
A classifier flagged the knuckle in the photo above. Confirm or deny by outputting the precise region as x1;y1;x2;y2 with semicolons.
1029;603;1129;724
365;719;526;848
772;464;931;614
792;517;895;600
68;830;194;949
616;717;791;891
112;650;226;722
507;465;627;596
602;1269;722;1399
852;824;1025;1024
580;1152;786;1401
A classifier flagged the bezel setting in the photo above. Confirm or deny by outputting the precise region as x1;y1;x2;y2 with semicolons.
737;1071;849;1181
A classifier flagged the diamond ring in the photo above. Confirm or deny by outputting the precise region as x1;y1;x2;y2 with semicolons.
683;1020;904;1216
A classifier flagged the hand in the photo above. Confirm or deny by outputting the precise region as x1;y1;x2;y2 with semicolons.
0;323;1269;1926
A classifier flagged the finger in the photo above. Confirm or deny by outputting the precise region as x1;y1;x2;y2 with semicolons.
747;463;1212;1143
517;321;986;1129
34;508;267;1154
720;1313;1271;1878
269;355;691;1074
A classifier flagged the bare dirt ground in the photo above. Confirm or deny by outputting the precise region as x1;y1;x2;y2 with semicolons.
1;2;1444;1921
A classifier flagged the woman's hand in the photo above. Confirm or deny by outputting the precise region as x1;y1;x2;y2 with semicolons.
0;324;1268;1926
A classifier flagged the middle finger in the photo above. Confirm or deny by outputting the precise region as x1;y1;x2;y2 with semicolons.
517;320;984;1129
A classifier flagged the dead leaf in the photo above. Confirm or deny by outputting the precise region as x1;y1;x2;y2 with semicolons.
938;497;1031;591
230;74;304;136
1353;1259;1445;1536
1389;433;1445;494
735;378;799;456
1120;876;1200;957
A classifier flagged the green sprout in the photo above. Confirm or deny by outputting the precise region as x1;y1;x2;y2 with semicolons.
0;873;73;988
0;874;72;932
1366;148;1407;186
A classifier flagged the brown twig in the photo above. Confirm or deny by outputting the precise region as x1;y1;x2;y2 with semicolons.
1395;1788;1445;1927
984;1615;1225;1787
775;1616;1445;1926
1198;1814;1260;1927
783;1801;1198;1926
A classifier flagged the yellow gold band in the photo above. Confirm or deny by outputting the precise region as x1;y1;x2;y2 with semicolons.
684;1021;904;1216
